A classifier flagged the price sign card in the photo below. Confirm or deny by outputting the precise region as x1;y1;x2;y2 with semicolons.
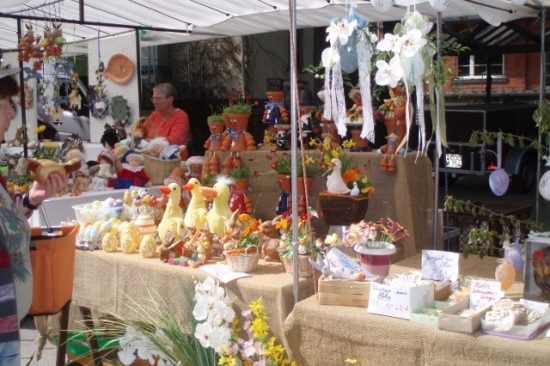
421;250;459;282
469;279;504;310
368;281;434;320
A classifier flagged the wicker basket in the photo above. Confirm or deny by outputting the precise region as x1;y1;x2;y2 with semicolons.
224;246;260;273
143;155;181;185
280;254;313;278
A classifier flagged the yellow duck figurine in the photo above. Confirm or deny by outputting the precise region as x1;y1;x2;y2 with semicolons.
182;178;208;230
201;177;233;238
158;182;185;243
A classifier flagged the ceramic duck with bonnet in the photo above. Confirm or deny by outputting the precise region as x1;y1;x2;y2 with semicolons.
158;182;185;243
201;177;233;237
326;158;350;195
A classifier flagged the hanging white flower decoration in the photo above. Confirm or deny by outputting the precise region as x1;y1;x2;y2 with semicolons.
428;0;451;12
399;29;427;58
402;11;433;36
374;56;403;88
321;47;340;68
376;33;402;54
326;18;358;46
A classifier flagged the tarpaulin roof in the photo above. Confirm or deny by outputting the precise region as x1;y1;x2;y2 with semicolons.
0;0;543;52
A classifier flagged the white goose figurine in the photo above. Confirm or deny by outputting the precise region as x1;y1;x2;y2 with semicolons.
350;181;360;196
326;158;350;195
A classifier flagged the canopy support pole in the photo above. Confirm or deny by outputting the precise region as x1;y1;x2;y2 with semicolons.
432;11;442;250
536;5;546;223
17;17;28;158
289;0;299;305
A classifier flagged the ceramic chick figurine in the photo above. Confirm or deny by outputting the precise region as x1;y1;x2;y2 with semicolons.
182;178;208;230
326;158;350;194
157;182;185;243
202;177;233;237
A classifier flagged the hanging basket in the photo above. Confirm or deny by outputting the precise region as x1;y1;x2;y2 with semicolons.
280;254;313;278
224;246;260;273
316;191;369;226
143;155;181;185
29;225;78;315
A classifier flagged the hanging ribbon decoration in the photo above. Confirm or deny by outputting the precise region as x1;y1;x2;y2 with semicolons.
357;27;375;141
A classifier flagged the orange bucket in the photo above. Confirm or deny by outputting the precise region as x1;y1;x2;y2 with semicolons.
28;225;78;315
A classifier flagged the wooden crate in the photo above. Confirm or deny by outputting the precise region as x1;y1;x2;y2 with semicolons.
317;275;374;308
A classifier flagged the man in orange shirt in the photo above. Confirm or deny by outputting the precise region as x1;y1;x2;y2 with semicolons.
145;83;189;159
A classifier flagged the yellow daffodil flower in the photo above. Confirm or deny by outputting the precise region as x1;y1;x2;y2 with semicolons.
308;138;318;147
324;233;339;246
35;125;46;133
218;354;237;366
251;317;269;338
342;139;356;150
43;141;59;149
331;149;340;158
305;155;314;165
249;297;266;317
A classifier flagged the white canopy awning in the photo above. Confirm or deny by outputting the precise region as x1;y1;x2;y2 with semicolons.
0;0;542;51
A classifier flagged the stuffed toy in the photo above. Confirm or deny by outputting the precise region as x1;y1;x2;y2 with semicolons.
110;150;151;189
119;117;150;150
64;148;88;176
142;137;169;158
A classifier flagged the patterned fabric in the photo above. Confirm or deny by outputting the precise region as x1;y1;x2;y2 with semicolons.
0;183;32;333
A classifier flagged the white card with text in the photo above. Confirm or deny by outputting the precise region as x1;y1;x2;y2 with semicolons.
368;281;434;320
469;279;504;310
421;250;459;282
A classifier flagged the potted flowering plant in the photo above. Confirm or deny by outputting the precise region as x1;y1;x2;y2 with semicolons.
344;218;409;276
223;213;262;272
312;136;374;225
277;212;320;278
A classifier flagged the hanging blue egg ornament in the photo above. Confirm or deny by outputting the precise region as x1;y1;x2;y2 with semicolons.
505;242;524;273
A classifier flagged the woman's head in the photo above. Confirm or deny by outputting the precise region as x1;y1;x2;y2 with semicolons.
152;83;177;112
0;71;19;142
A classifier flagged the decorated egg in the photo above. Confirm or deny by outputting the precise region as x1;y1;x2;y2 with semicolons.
495;260;516;291
139;234;157;258
113;199;124;207
135;214;157;236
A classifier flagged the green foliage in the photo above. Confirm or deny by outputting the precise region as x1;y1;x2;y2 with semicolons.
533;101;550;134
223;103;252;114
443;195;540;257
228;166;250;179
207;114;225;123
469;130;546;156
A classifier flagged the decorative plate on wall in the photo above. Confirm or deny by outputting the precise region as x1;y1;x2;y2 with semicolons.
104;53;134;85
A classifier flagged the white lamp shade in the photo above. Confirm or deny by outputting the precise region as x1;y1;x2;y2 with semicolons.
429;0;451;12
372;0;393;12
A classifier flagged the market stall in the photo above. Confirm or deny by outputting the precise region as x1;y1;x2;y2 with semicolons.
284;254;548;366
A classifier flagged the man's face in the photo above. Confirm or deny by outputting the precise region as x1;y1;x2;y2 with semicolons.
0;98;16;142
151;89;172;112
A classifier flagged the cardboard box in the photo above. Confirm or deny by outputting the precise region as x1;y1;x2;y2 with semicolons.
368;281;434;320
437;297;489;334
411;301;451;326
318;275;377;308
434;281;452;301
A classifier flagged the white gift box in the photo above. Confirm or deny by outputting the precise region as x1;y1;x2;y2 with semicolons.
368;281;434;320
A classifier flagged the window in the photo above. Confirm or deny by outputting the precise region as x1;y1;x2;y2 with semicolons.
457;54;504;79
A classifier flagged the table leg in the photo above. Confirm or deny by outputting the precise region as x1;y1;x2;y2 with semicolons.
79;306;103;366
55;300;71;366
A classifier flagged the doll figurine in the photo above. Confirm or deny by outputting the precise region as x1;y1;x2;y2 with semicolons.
112;150;152;189
96;150;116;179
100;124;120;155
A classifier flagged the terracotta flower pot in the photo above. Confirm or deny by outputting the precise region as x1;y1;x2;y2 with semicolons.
354;243;396;277
266;90;284;103
225;113;250;131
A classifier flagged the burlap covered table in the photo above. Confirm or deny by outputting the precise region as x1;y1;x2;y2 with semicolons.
73;251;314;345
219;151;434;261
284;254;550;366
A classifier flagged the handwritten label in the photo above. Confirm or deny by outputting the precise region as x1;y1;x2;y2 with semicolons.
421;250;459;282
199;264;251;284
469;279;504;310
326;247;376;279
368;281;434;320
